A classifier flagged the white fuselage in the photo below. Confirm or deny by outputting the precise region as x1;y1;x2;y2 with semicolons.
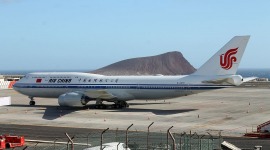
12;36;250;107
13;72;233;101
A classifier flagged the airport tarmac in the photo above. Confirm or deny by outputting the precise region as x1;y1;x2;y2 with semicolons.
0;87;270;137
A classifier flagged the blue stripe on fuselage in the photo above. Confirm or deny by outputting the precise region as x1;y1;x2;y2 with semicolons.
13;83;233;90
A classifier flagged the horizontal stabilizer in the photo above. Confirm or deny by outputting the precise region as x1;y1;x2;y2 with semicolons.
242;77;257;82
203;78;230;84
202;75;243;86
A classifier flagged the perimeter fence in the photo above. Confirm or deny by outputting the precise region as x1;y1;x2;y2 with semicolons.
23;123;223;150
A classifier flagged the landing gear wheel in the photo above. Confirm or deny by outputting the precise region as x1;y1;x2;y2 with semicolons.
114;101;129;109
112;104;121;109
100;105;107;109
94;100;129;109
95;104;107;109
29;101;35;106
29;97;35;106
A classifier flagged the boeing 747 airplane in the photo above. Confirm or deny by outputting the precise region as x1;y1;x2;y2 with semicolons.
13;36;253;108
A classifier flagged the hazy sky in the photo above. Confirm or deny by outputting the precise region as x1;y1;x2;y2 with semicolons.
1;0;269;71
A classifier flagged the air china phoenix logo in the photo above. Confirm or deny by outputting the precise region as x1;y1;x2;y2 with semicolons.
220;48;238;70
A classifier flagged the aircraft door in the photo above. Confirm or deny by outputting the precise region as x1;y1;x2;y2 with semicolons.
136;83;141;94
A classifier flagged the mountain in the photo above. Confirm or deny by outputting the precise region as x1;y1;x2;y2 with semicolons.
90;51;196;75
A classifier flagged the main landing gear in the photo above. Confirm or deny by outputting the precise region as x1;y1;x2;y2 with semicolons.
29;97;36;106
94;100;129;109
113;101;129;109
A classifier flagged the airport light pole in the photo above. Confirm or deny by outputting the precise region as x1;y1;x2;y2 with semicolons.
100;128;109;150
147;122;154;150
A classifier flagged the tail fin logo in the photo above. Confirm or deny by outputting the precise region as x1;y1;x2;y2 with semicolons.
220;48;238;70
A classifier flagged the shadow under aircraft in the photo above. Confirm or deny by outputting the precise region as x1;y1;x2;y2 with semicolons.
8;103;198;120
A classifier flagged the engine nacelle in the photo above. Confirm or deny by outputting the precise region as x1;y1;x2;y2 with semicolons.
58;92;88;107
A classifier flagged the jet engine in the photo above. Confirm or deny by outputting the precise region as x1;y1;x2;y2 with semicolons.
58;92;89;107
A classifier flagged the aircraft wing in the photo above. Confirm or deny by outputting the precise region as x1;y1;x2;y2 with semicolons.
84;90;116;99
242;77;257;82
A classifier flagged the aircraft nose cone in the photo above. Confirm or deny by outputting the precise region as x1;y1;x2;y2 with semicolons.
13;83;20;92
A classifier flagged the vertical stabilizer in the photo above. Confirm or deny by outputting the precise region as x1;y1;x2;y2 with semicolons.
193;36;250;76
